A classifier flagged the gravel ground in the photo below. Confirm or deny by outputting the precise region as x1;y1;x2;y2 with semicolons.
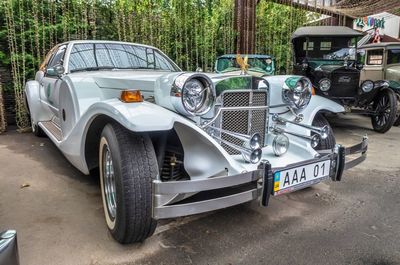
0;114;399;265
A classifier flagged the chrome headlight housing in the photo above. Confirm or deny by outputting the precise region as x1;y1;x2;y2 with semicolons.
319;78;331;92
171;73;215;116
282;77;312;109
361;80;374;93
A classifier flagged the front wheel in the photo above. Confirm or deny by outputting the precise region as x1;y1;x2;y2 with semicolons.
371;89;397;133
99;123;158;244
312;113;335;150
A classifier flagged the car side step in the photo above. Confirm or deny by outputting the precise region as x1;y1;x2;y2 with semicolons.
40;121;62;141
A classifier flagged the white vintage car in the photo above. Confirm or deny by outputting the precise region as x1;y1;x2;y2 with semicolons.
25;40;367;244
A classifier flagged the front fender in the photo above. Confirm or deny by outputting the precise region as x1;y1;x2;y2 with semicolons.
61;99;238;175
300;95;345;124
24;80;52;123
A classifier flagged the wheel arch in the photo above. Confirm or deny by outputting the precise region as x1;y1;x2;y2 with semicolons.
83;114;180;174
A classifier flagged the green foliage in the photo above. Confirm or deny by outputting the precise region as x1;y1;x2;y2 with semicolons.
0;0;311;129
255;1;309;74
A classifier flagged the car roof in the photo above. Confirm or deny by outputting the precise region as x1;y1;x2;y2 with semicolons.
59;40;157;50
291;26;364;40
360;42;400;49
217;54;274;59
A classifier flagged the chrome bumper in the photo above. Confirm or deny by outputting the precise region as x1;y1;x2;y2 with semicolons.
152;136;368;219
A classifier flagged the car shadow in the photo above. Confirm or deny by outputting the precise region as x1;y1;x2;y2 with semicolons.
0;128;99;187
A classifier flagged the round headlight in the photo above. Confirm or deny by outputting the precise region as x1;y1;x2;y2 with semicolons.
319;78;331;92
171;74;215;116
282;77;312;109
272;134;290;156
266;58;272;64
361;80;374;93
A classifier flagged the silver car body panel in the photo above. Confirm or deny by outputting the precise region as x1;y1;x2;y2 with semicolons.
25;40;360;214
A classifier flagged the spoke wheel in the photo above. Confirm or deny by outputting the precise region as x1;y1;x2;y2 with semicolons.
371;89;397;133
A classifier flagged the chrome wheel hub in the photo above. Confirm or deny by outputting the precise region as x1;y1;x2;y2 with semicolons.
103;146;117;220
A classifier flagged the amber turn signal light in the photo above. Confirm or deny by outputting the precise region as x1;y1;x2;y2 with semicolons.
311;86;316;96
120;90;143;103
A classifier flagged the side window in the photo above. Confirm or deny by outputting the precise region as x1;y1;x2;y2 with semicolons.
366;49;383;65
154;51;176;70
320;41;332;51
47;45;67;68
39;46;58;71
387;49;400;65
303;41;314;51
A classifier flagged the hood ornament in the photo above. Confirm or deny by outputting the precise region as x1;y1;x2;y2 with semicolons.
236;54;249;75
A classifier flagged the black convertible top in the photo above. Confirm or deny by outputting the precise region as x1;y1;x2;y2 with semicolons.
291;26;364;40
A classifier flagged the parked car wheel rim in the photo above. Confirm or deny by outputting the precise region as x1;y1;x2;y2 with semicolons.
374;93;391;127
102;144;117;221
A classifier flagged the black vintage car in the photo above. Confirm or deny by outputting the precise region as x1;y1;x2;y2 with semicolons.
291;26;398;133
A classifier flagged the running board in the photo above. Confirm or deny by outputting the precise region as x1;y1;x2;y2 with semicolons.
39;121;62;141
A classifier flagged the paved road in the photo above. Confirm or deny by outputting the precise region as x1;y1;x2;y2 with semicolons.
0;114;399;265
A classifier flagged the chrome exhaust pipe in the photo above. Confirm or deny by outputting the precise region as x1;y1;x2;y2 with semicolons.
210;135;262;164
272;114;328;139
207;125;262;150
271;126;321;148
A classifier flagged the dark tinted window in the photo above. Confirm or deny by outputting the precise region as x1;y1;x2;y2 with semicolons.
367;49;383;65
387;49;400;65
68;43;177;72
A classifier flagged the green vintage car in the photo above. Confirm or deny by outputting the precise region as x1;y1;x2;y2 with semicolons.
215;54;276;76
359;42;400;126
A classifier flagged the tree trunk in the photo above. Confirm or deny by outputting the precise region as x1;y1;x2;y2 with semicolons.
234;0;257;55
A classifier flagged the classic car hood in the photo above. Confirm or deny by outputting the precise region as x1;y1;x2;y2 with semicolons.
308;60;346;72
69;70;175;92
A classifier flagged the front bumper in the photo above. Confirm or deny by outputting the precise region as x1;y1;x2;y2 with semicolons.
152;136;368;219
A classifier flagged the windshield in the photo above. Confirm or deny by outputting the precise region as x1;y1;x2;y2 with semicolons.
294;37;357;62
68;43;179;72
216;57;274;74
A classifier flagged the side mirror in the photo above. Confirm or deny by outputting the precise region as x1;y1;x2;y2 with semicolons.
46;64;65;77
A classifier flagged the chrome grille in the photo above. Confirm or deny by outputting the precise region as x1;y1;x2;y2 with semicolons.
221;91;268;155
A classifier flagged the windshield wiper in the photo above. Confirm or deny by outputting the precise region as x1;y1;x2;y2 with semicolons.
70;66;116;73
